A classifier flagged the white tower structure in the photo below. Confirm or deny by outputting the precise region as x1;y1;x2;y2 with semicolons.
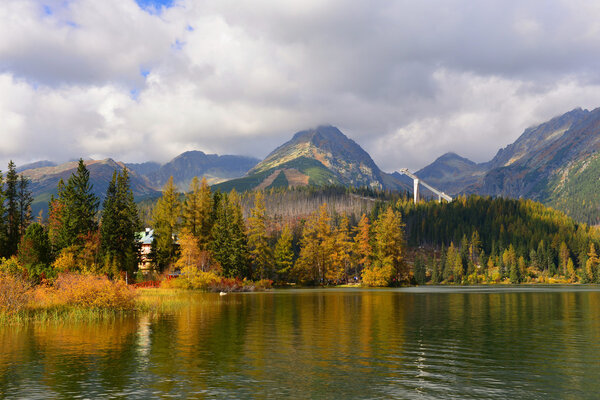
399;169;453;204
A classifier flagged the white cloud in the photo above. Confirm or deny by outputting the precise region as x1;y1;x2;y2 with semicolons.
2;0;600;172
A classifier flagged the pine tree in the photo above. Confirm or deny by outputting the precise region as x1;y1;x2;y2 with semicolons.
567;257;576;282
352;214;371;280
247;191;272;280
274;224;294;277
371;206;406;284
413;255;426;285
316;204;335;283
182;177;213;248
586;243;599;283
294;204;335;284
48;160;99;252
5;161;19;255
101;168;141;276
152;176;181;271
331;213;352;283
0;171;7;257
17;175;33;237
17;222;52;282
210;191;249;278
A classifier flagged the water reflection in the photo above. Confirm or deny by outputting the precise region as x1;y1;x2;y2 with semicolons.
1;288;600;398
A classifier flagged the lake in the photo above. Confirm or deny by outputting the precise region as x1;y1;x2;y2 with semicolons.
2;286;600;399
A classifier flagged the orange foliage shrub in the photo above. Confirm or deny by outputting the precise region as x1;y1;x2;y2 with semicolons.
0;272;31;314
53;273;137;310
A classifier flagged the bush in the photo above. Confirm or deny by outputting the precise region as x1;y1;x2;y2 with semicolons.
0;257;24;276
0;273;31;314
163;270;221;290
53;273;136;310
361;262;394;287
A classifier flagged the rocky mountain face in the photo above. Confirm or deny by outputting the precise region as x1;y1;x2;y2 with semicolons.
416;107;600;224
215;126;410;192
128;151;260;192
415;152;487;195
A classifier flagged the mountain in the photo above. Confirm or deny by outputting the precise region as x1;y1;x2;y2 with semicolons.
16;160;56;173
215;126;410;192
125;161;161;177
416;107;600;224
146;151;260;191
20;159;160;217
415;152;487;194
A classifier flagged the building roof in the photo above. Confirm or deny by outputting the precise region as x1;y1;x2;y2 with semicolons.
138;229;154;245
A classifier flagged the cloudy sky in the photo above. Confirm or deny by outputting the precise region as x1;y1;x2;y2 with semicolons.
2;0;600;172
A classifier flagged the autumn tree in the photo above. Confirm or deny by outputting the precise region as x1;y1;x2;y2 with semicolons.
17;222;52;283
294;204;335;284
274;224;294;277
152;176;181;271
352;214;371;280
586;243;599;283
330;213;352;283
374;206;406;282
182;177;213;249
247;191;272;280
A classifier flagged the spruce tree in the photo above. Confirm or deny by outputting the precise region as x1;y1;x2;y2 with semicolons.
17;175;33;237
53;159;99;250
210;191;249;278
5;161;19;255
0;171;6;257
413;255;426;285
17;222;52;282
101;168;140;275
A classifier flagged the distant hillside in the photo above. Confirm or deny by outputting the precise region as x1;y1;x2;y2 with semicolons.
415;107;600;224
215;126;410;192
141;151;260;192
20;159;160;218
415;152;487;194
16;160;56;173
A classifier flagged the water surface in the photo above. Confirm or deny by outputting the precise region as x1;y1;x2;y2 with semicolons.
2;286;600;399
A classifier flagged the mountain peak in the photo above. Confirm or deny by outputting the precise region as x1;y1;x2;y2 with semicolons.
217;126;409;192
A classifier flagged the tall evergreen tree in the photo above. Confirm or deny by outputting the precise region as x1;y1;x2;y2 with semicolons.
373;206;406;282
331;213;352;283
247;191;272;280
17;222;52;283
274;224;294;276
152;176;181;271
182;177;213;248
5;161;19;255
101;168;141;276
0;171;6;257
210;191;249;278
352;214;371;280
51;159;99;251
413;255;426;285
17;175;33;237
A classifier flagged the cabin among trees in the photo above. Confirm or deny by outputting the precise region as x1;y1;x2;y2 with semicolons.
137;228;154;273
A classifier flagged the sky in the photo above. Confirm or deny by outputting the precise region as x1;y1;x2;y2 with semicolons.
3;0;600;172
